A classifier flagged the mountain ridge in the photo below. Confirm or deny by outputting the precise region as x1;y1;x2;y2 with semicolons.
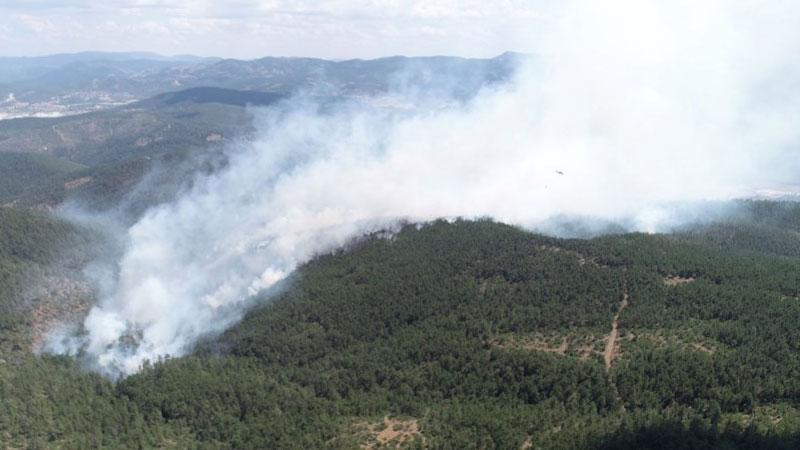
0;52;525;118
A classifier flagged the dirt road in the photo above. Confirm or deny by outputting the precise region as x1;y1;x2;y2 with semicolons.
604;283;629;371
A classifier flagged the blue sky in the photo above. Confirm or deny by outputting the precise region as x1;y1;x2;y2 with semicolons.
0;1;546;59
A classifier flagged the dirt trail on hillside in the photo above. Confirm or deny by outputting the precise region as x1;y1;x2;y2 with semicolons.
604;282;629;371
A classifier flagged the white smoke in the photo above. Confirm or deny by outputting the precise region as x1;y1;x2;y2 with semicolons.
49;0;800;375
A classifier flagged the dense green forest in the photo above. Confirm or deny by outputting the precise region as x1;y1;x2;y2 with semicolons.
2;202;800;448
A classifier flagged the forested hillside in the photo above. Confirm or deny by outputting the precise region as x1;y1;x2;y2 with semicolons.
2;216;800;449
0;153;85;204
0;208;92;355
0;86;268;219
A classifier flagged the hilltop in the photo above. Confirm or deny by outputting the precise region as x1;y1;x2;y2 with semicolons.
2;215;800;448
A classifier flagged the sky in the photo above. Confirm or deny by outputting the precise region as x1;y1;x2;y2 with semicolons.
0;1;546;59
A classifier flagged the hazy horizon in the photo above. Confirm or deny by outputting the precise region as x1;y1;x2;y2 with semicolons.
0;1;544;60
0;48;523;61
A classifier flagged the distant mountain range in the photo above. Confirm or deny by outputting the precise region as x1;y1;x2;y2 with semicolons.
0;51;213;84
0;51;526;215
0;50;525;221
0;51;525;119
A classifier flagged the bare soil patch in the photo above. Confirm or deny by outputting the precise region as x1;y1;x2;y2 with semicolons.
624;331;718;355
354;417;422;449
491;332;602;362
538;245;608;268
479;279;489;296
663;275;695;286
690;342;714;354
491;335;568;355
64;176;93;190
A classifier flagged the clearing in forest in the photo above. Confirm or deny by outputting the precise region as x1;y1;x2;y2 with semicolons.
490;332;602;361
353;417;423;449
621;330;719;355
663;275;696;286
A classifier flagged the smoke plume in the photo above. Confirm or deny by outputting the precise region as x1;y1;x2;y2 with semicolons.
49;0;800;375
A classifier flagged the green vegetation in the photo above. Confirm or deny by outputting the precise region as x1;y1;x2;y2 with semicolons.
0;207;91;355
0;101;246;166
0;90;263;219
0;152;85;204
1;53;793;448
677;200;800;258
3;210;800;448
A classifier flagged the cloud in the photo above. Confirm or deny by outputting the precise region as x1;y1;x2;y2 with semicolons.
0;1;546;58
